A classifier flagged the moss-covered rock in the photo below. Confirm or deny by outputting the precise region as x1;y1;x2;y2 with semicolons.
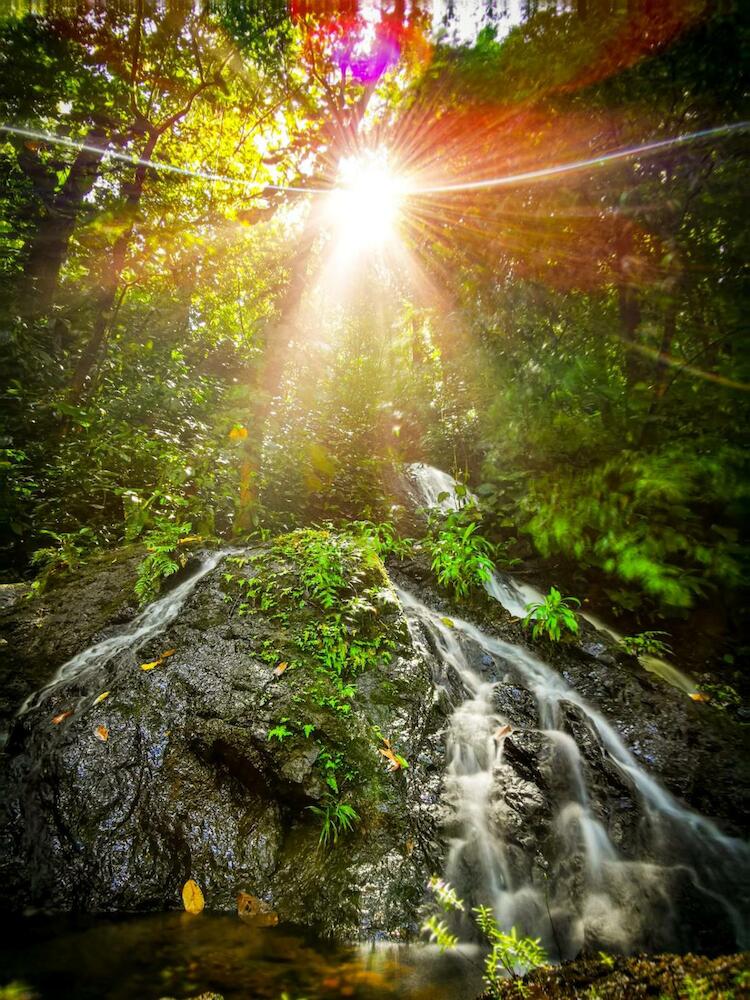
0;532;447;937
484;951;750;998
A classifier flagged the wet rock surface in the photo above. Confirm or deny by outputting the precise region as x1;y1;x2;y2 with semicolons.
391;562;750;954
0;543;447;937
0;548;142;740
0;536;748;949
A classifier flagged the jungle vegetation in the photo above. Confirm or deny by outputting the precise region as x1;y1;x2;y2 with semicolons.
0;1;747;673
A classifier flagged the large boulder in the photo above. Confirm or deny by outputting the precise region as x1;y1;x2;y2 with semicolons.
0;534;446;936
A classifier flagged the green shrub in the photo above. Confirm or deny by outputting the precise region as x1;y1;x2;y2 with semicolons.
424;506;495;599
349;520;414;561
523;586;580;642
29;526;97;594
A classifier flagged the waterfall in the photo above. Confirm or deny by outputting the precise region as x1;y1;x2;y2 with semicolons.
19;549;230;715
405;462;698;695
397;586;750;956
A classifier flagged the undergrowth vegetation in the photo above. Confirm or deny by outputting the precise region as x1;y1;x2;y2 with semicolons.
223;528;406;848
422;876;548;996
523;587;581;643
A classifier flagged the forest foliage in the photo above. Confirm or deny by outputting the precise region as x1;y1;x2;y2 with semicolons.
0;1;747;647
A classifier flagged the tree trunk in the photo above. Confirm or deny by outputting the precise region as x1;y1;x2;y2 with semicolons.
68;129;158;404
20;127;109;324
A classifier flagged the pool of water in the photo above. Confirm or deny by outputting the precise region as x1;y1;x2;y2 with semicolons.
0;914;483;1000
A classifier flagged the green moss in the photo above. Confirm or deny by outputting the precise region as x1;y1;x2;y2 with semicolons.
226;529;405;843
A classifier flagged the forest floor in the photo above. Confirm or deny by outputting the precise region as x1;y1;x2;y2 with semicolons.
481;951;750;999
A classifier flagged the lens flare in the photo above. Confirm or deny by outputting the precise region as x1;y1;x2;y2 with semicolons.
326;150;405;251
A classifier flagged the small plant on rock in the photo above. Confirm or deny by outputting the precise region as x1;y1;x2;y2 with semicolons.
424;505;495;599
523;587;580;642
422;878;547;996
620;630;672;657
474;906;547;991
308;800;360;849
267;719;293;743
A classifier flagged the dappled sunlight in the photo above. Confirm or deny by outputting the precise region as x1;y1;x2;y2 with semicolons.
1;3;748;997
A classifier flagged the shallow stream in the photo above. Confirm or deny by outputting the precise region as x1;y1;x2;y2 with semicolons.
0;915;482;1000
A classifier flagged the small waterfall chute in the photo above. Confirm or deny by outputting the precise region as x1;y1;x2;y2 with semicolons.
19;549;231;715
397;584;749;956
405;462;698;696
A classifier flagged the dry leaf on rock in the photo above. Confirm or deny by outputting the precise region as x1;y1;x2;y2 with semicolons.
95;725;109;742
52;710;73;725
141;648;177;671
182;879;204;914
378;737;406;772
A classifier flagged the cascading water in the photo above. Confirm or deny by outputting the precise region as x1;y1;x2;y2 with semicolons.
19;549;230;716
397;586;750;957
405;462;698;694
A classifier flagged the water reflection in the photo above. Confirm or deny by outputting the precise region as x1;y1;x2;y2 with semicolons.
0;915;482;1000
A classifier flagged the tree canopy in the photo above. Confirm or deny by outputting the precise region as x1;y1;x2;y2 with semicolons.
1;0;747;655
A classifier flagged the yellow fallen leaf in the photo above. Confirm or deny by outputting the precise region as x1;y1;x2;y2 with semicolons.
273;662;288;677
93;691;110;705
52;710;73;725
689;692;710;702
440;617;454;628
95;725;109;742
182;879;204;915
494;724;513;741
141;649;177;671
177;536;203;545
237;891;278;925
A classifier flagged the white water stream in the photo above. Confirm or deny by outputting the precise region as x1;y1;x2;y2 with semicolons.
19;549;229;715
398;585;749;955
406;463;698;695
403;463;748;954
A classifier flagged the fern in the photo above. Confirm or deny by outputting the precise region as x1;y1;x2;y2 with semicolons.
135;520;192;605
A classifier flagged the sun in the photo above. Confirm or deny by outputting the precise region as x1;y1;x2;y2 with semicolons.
326;149;405;251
